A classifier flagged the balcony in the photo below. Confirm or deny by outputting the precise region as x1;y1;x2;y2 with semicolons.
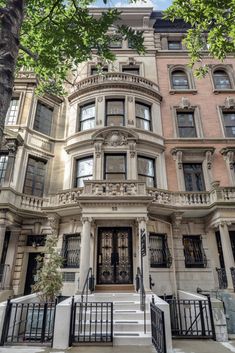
69;72;161;101
44;181;235;215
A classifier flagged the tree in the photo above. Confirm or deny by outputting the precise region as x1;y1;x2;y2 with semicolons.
0;0;144;144
32;234;63;302
164;0;235;77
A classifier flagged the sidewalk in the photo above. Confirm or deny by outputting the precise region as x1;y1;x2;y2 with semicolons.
1;341;235;353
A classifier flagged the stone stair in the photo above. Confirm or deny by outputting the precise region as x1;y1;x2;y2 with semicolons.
86;292;153;345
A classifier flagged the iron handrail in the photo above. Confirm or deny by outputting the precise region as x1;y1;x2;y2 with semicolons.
81;267;93;303
137;267;146;333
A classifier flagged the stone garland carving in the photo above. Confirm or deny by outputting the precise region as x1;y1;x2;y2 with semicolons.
105;131;128;147
94;142;102;158
205;150;213;170
48;214;60;237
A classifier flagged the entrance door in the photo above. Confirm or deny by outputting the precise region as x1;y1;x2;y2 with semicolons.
97;227;133;284
24;253;43;295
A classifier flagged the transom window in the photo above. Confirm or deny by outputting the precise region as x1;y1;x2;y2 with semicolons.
106;100;125;127
138;157;155;187
23;157;47;197
172;70;189;90
136;102;151;131
0;154;8;183
75;157;93;187
213;70;231;89
177;112;197;137
33;102;53;136
122;67;139;75
168;41;182;50
183;163;205;191
222;112;235;137
79;102;95;131
62;233;81;268
149;233;172;268
6;98;19;125
104;154;126;180
183;235;207;268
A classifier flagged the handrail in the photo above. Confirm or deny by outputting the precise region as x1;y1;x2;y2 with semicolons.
136;267;146;333
81;267;94;303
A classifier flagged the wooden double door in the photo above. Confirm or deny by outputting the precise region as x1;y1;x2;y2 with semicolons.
97;227;133;285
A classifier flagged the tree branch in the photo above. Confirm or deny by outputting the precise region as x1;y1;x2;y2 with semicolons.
19;44;38;60
33;0;61;28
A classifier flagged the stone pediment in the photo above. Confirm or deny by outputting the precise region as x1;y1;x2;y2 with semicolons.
92;127;138;146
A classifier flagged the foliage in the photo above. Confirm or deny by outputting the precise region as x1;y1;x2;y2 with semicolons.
0;0;145;95
32;234;63;302
164;0;235;77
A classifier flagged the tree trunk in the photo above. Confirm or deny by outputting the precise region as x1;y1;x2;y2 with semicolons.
0;0;24;145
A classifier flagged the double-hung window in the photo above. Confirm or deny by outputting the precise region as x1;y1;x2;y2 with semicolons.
0;154;8;183
222;112;235;137
75;157;93;187
106;100;125;126
213;70;231;89
23;157;47;197
183;235;207;268
6;98;19;125
177;112;197;137
104;154;126;180
183;163;205;191
33;102;53;136
79;103;95;131
168;41;182;50
136;102;151;131
138;157;155;187
62;234;81;268
172;70;189;90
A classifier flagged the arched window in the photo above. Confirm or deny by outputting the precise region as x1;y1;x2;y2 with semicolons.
213;70;231;89
172;70;189;90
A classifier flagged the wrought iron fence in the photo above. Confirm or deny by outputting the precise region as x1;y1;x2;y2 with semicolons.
70;301;113;344
216;267;228;289
150;298;166;353
0;300;56;345
166;298;215;339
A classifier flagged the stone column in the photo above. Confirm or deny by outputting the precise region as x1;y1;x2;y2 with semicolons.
79;217;92;292
137;217;150;291
219;221;234;289
0;224;6;263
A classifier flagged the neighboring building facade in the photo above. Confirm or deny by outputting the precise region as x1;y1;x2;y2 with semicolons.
0;8;235;299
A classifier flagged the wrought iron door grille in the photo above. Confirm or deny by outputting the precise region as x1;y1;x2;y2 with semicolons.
71;302;113;344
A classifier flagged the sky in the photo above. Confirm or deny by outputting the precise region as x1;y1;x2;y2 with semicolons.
94;0;173;10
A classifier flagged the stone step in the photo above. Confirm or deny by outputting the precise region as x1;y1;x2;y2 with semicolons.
113;332;152;346
95;285;135;292
86;293;141;302
114;310;150;321
75;319;151;333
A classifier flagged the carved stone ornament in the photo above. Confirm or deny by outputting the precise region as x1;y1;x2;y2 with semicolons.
205;150;213;170
105;131;128;147
224;96;235;109
48;214;60;237
127;96;134;103
220;147;235;169
98;96;103;103
179;97;190;109
173;150;183;169
94;142;102;158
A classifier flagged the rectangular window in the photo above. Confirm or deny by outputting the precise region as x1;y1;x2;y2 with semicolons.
23;157;47;197
75;157;93;187
104;154;126;180
138;156;155;187
0;154;8;183
62;234;81;268
109;37;122;48
106;100;124;126
33;102;53;136
6;98;19;125
62;272;76;282
136;102;151;130
91;67;108;75
122;67;139;75
222;112;235;137
183;235;207;268
183;163;205;191
177;112;197;137
168;41;182;50
149;233;172;268
79;102;95;131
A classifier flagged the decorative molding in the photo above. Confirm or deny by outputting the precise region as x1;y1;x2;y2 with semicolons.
224;96;235;109
127;96;134;103
94;142;102;158
98;96;103;103
205;150;213;170
179;97;191;109
47;213;60;236
171;147;215;169
172;150;183;169
129;142;136;158
220;147;235;169
105;131;128;147
171;212;184;234
81;217;93;224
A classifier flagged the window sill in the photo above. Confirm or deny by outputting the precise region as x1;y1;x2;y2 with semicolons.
170;89;197;95
213;89;235;94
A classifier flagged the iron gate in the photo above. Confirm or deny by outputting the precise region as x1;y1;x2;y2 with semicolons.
166;298;215;339
0;300;56;345
70;300;113;344
150;301;166;353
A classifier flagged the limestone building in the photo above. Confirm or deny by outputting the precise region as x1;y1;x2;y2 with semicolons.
1;8;235;300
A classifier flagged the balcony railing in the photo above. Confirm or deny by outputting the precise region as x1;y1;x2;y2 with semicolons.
69;72;161;100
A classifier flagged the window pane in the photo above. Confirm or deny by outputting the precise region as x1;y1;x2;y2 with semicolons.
106;116;124;126
138;174;154;187
107;101;124;115
179;127;197;138
0;155;8;182
183;163;205;191
106;155;125;173
168;41;182;50
122;68;139;75
76;158;93;187
80;104;95;121
172;70;189;89
136;103;150;120
62;234;81;268
214;70;231;89
183;236;206;268
177;112;197;137
138;157;154;177
6;98;19;125
223;112;235;137
33;102;53;136
106;173;126;181
80;119;95;130
23;157;46;197
136;118;150;130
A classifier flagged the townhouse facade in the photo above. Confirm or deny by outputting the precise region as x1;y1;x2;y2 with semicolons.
0;8;235;301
